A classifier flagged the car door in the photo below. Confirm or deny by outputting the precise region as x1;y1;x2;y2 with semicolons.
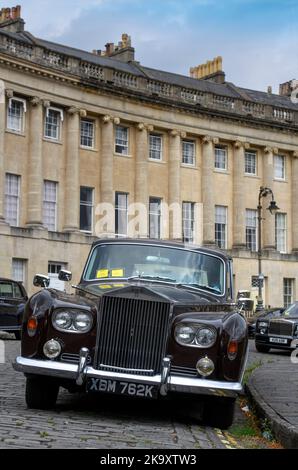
0;281;25;328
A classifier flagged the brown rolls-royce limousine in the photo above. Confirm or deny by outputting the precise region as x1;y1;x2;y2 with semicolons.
13;239;248;429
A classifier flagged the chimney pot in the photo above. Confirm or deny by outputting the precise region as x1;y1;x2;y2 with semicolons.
267;86;272;94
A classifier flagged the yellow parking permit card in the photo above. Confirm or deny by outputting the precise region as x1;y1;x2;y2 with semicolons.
111;269;124;278
96;269;109;279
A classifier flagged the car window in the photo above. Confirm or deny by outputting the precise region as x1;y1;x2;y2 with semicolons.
283;304;298;316
0;282;23;299
84;244;225;295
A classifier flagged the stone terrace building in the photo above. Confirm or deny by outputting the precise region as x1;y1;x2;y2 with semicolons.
0;6;298;305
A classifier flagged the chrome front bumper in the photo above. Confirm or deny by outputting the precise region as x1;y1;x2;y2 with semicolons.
13;351;242;398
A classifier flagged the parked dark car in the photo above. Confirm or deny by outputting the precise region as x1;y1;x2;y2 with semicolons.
247;307;285;338
13;239;248;429
0;278;28;339
255;302;298;352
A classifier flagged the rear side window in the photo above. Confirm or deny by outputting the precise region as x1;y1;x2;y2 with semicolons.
0;282;23;298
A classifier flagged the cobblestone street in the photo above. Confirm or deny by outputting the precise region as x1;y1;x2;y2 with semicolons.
0;334;283;449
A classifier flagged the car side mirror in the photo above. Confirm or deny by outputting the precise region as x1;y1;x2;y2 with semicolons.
33;274;50;288
238;298;254;311
58;270;72;282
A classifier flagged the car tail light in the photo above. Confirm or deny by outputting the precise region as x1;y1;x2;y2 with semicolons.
27;316;37;337
227;340;238;360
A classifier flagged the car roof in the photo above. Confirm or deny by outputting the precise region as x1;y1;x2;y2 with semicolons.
91;238;231;262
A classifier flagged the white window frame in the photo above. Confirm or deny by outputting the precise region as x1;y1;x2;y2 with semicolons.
115;126;129;155
80;187;94;233
44;107;64;141
12;258;26;284
5;173;20;227
43;181;57;231
245;209;258;251
149;134;163;161
182;202;195;243
80;118;95;149
182;140;195;166
215;205;227;249
245;151;257;176
214;145;227;171
274;155;286;180
115;192;129;238
275;213;287;253
7;97;26;133
283;278;294;308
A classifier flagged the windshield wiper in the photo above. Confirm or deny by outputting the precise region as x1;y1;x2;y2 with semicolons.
177;283;221;294
127;275;177;283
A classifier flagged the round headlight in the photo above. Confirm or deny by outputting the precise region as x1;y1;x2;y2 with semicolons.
43;339;61;359
175;324;196;345
73;313;93;332
259;321;268;328
53;311;72;330
196;356;215;377
196;327;217;348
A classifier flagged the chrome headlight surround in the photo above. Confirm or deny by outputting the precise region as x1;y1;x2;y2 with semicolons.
258;321;268;328
174;323;217;348
52;309;93;334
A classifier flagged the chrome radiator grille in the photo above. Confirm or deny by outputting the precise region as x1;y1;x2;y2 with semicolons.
269;321;293;336
96;296;170;375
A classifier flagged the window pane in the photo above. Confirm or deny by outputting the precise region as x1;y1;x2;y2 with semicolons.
115;126;128;155
149;197;161;239
115;192;128;237
275;213;287;253
80;187;93;232
12;259;25;283
245;151;257;175
43;181;57;231
182;202;195;243
274;155;285;179
182;141;195;165
215;146;227;170
7;99;24;132
246;209;257;251
5;174;20;226
149;134;162;160
215;206;227;249
45;109;61;140
81;119;94;148
283;278;294;308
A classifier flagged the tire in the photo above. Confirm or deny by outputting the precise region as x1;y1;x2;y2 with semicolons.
14;331;21;340
25;376;59;410
255;344;270;353
203;397;236;429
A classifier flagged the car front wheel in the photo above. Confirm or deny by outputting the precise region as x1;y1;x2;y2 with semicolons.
25;376;59;410
203;397;236;429
255;344;270;353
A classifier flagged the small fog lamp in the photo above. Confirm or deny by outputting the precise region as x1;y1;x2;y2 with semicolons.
43;339;61;360
196;356;214;377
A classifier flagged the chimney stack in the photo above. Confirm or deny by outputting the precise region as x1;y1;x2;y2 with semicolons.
190;56;225;84
0;5;24;32
279;79;298;97
98;34;135;63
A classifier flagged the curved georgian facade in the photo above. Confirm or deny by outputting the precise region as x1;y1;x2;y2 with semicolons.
1;8;298;306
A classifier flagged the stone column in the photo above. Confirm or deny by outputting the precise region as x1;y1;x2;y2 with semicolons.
100;115;115;234
64;107;80;232
26;97;44;227
233;141;247;248
168;129;182;240
292;151;298;252
202;136;217;245
0;80;6;223
263;146;277;250
135;123;149;237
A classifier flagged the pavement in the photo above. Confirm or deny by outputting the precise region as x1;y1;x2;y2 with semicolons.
246;341;298;449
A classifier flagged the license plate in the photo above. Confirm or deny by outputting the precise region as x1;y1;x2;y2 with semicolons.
269;337;288;344
86;378;158;399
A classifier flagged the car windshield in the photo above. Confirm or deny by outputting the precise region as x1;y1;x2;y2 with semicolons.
84;244;225;295
283;303;298;316
0;281;23;299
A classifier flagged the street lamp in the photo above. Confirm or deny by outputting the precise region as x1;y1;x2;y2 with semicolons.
256;186;280;312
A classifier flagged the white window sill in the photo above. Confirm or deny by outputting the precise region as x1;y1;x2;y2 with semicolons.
148;158;165;164
5;129;26;137
43;137;63;145
80;146;98;153
214;169;230;175
244;173;260;179
181;163;198;170
274;178;287;183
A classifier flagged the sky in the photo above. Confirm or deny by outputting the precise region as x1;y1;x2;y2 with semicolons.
2;0;298;93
